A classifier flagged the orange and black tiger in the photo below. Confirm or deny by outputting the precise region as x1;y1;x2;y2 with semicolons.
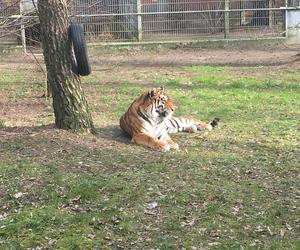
119;87;219;151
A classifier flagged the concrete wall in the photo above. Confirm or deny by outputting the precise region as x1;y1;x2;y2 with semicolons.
286;9;300;43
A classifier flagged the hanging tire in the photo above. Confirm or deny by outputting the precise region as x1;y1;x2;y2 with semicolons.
69;23;91;76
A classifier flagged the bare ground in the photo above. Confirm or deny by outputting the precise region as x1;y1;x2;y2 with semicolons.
1;43;300;69
89;44;300;68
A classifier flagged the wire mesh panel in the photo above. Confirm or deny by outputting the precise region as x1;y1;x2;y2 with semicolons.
0;0;20;44
20;0;40;46
0;0;39;45
69;0;286;42
0;0;290;45
287;0;300;6
228;0;285;38
142;0;285;40
71;0;138;42
142;0;225;40
143;0;224;39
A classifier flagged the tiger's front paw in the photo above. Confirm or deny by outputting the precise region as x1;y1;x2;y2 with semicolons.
151;141;171;152
160;144;171;152
170;143;179;150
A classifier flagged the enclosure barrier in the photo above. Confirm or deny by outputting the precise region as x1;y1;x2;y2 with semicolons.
1;0;300;48
70;0;290;42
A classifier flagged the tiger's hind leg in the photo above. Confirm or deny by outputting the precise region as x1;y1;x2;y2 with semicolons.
166;117;220;133
132;133;171;151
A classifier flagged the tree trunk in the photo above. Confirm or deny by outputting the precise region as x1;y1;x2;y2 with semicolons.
38;0;94;132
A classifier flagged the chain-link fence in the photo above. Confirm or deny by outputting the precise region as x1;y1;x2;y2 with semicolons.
71;0;289;42
0;0;39;46
1;0;300;46
0;0;20;44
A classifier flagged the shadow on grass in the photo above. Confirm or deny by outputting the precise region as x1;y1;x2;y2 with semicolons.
94;125;131;145
0;124;131;146
0;123;297;166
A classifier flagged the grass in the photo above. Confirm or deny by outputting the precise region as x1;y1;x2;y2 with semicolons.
0;59;299;249
0;120;4;128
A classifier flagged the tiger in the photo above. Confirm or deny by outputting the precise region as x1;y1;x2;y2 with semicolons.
119;87;219;151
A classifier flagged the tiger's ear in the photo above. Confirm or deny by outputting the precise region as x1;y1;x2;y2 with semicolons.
160;86;165;92
148;89;156;99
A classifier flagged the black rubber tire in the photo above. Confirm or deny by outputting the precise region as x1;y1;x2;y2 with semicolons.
69;23;91;76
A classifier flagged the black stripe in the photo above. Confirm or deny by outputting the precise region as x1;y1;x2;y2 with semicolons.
169;118;176;128
142;95;148;106
172;118;180;128
137;108;152;125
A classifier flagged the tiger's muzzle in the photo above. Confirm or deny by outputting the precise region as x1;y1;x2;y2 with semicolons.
157;109;173;118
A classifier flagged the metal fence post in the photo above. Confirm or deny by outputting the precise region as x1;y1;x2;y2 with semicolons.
224;0;229;38
20;1;26;53
269;0;273;27
285;0;288;37
137;0;142;41
20;22;27;53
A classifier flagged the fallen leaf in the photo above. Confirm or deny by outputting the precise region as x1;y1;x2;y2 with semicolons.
0;213;8;220
111;216;120;224
48;238;57;246
208;242;220;246
146;202;158;210
181;217;196;227
88;234;96;240
70;195;81;202
267;226;273;236
144;210;157;215
286;223;293;230
90;219;104;229
14;192;26;199
232;206;240;215
255;225;266;233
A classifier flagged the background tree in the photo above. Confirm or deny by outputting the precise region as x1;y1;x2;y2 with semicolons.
37;0;94;132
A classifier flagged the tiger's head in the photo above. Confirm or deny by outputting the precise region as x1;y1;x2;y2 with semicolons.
141;87;176;120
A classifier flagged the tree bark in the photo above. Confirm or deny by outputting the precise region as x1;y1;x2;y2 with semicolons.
38;0;94;132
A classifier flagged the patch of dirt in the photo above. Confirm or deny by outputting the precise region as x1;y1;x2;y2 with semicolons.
1;43;300;71
89;44;300;68
0;98;49;127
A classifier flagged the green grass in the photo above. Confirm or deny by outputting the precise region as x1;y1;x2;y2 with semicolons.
0;62;299;249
